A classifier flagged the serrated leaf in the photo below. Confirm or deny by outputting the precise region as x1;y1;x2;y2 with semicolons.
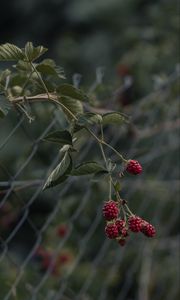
0;95;12;118
57;84;88;102
25;42;48;62
77;112;102;127
71;161;106;176
43;153;72;190
43;130;72;145
14;60;32;72
102;112;129;125
0;43;25;61
58;96;83;120
36;59;65;79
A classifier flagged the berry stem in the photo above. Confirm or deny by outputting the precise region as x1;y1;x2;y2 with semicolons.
108;175;112;200
122;206;127;224
86;128;127;163
124;204;134;216
30;61;51;100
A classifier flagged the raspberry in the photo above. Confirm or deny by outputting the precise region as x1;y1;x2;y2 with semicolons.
115;219;125;232
121;227;128;237
105;223;119;239
126;160;142;175
118;238;126;246
128;216;143;232
103;200;119;221
141;221;156;237
57;224;69;237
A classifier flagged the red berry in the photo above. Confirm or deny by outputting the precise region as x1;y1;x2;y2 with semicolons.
118;238;126;246
126;160;142;175
57;224;69;237
58;253;71;264
105;223;119;239
117;64;131;77
121;227;128;237
141;221;156;237
115;219;125;232
103;200;119;221
128;216;143;232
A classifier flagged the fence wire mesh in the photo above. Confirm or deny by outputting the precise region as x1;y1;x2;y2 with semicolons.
0;69;180;300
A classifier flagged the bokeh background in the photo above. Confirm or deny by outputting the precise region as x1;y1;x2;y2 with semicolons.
0;1;180;300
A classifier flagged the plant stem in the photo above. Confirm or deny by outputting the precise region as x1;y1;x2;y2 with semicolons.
99;124;108;167
30;62;50;99
50;96;78;121
102;141;127;163
109;175;112;199
124;204;134;216
20;69;34;96
87;128;127;163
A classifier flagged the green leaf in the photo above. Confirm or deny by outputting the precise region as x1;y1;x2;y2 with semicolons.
0;69;11;91
57;84;88;102
43;130;72;145
25;42;48;62
114;181;121;192
36;59;65;79
58;96;83;120
102;112;129;125
77;112;102;127
0;43;25;61
0;95;12;118
14;60;32;72
71;161;106;176
43;153;72;190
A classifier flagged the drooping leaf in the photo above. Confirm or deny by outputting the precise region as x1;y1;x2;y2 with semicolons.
77;112;102;127
71;161;106;176
24;42;48;62
57;84;88;102
43;130;72;145
102;112;129;125
58;96;83;120
0;95;12;118
43;153;72;190
0;43;25;61
36;59;65;79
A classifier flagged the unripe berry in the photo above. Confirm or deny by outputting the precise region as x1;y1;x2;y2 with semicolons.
103;200;119;221
105;223;119;239
126;160;142;175
128;216;143;232
141;221;156;237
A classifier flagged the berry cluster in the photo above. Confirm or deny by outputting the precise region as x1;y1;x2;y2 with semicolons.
103;160;156;247
103;203;156;246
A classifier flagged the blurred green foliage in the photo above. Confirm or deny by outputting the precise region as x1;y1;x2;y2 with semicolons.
0;0;179;299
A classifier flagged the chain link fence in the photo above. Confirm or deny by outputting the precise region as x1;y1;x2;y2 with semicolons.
0;69;180;300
